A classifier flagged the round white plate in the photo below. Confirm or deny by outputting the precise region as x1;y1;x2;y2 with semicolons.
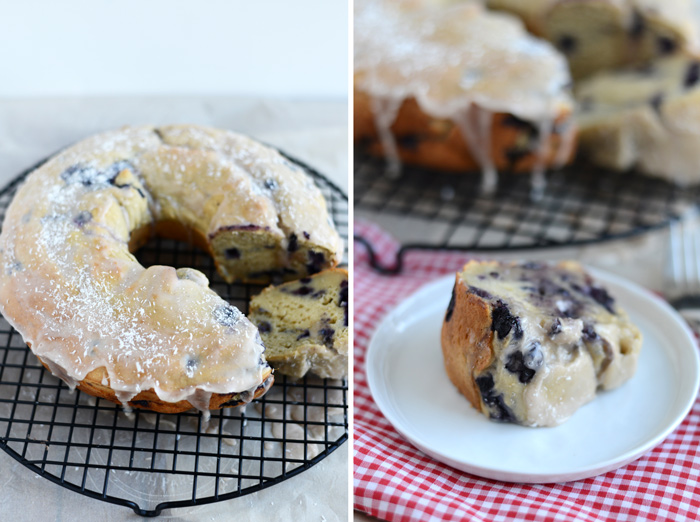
366;268;700;483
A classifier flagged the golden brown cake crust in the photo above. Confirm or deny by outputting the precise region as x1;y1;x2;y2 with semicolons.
354;89;576;173
37;357;273;413
440;270;495;413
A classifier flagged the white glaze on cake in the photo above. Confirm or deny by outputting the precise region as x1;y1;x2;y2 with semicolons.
354;0;575;191
0;125;341;413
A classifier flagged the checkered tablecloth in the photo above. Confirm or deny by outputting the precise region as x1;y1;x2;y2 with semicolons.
353;220;700;522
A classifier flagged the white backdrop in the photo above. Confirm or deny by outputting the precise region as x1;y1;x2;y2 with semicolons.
0;0;348;99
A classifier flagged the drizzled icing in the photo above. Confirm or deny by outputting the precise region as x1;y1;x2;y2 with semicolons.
0;125;342;414
354;0;574;192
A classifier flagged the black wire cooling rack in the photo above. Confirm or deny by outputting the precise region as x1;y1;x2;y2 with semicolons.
0;152;348;517
354;150;700;274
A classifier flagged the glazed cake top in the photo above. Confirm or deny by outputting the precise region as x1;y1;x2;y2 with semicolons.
354;0;573;121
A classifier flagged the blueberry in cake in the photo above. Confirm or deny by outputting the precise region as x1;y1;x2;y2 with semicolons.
441;260;642;427
575;55;700;184
249;268;348;379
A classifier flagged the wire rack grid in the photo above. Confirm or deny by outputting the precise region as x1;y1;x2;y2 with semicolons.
354;151;700;274
0;152;348;517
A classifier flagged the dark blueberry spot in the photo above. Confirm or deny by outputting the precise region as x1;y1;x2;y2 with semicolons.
589;286;615;313
186;358;197;371
306;251;325;275
684;61;700;88
319;327;335;348
213;304;241;327
650;93;664;114
550;319;562;336
73;210;92;227
397;133;421;150
258;321;272;333
582;323;598;342
300;277;312;284
225;247;241;260
467;286;492;299
475;373;516;423
292;286;313;296
658;36;677;55
476;373;495;395
445;284;456;322
61;164;100;186
311;289;327;298
287;234;299;253
629;10;645;39
505;147;529;169
303;231;310;240
131;400;150;407
489;272;499;278
264;179;278;190
505;349;538;384
521;261;545;270
297;330;310;340
557;34;577;55
6;261;22;275
339;280;349;326
572;284;615;314
491;301;523;340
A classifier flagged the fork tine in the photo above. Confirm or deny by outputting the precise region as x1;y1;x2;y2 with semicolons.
670;217;685;291
684;217;697;294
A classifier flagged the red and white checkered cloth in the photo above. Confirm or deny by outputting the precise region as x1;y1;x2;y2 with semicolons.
353;220;700;522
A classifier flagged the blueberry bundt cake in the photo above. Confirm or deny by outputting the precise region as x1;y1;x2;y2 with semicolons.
0;125;343;414
441;261;642;427
249;268;348;379
575;55;700;184
354;0;576;192
488;0;699;79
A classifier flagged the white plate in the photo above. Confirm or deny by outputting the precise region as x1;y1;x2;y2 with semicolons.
366;268;700;483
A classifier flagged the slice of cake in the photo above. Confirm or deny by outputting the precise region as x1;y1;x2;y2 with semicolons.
249;268;348;380
488;0;699;79
575;55;700;184
441;260;642;427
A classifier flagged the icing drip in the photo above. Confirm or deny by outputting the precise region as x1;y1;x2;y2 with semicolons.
370;96;403;177
453;105;498;194
554;119;577;169
531;119;554;200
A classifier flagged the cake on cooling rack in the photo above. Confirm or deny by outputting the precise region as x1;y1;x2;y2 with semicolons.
575;55;700;184
0;125;343;414
488;0;699;79
354;0;576;192
249;268;348;379
441;260;642;427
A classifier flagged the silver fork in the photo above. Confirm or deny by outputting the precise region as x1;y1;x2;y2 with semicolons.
667;208;700;332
